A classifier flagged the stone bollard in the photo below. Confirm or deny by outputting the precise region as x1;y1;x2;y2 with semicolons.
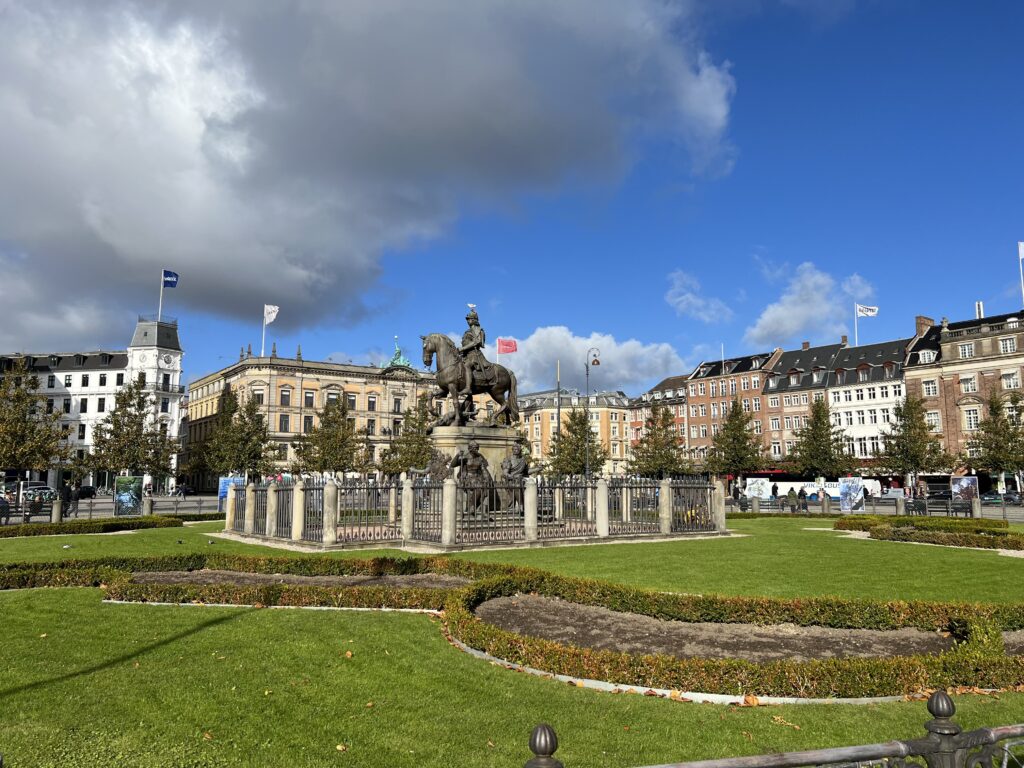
822;493;832;515
266;482;279;537
895;496;905;516
595;478;609;537
401;476;414;540
751;496;761;514
323;479;339;546
658;478;673;535
142;496;154;516
388;482;398;525
291;478;305;542
224;485;236;531
623;482;633;522
243;482;256;535
971;496;981;519
712;480;727;532
524;478;539;541
441;478;457;547
51;498;63;524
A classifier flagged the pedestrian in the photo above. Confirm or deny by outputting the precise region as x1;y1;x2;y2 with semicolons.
70;483;81;517
771;482;779;502
786;487;798;513
732;484;740;502
797;487;807;511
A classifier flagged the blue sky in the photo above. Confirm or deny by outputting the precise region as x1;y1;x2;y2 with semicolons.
2;1;1022;395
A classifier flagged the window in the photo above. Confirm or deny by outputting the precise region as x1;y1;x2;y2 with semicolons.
919;350;937;363
97;397;105;413
753;420;762;434
367;418;376;435
832;413;842;426
785;440;795;454
768;396;779;408
752;376;760;389
858;368;869;383
690;425;698;438
688;384;696;396
99;374;106;387
79;398;88;413
867;387;876;400
46;374;55;388
783;395;792;406
304;390;315;408
742;399;750;412
347;394;357;409
741;378;749;390
856;410;865;425
368;396;377;412
78;424;86;440
46;398;54;413
880;385;889;399
771;442;782;458
709;382;717;397
812;370;822;383
869;436;881;455
857;437;868;457
869;409;878;424
1003;372;1021;390
832;391;841;404
753;397;761;412
729;380;736;395
881;408;891;423
63;398;71;414
814;392;824;402
698;383;706;395
768;376;778;389
393;420;402;437
964;408;980;431
769;417;780;430
960;376;977;394
690;405;698;417
280;389;291;407
116;373;124;386
64;375;72;387
893;384;902;398
784;416;792;430
253;390;265;405
923;380;938;396
393;398;402;413
844;390;852;402
789;373;799;386
611;425;619;438
327;392;339;405
959;343;975;359
801;393;809;404
711;403;718;417
279;414;290;432
160;397;169;414
303;415;314;433
845;412;854;426
699;404;707;417
836;370;846;385
1001;337;1017;354
700;424;708;438
855;389;864;401
884;364;896;379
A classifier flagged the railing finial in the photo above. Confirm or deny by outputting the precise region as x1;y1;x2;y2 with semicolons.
525;724;563;768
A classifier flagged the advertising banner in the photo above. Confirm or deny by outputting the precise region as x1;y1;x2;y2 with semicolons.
838;477;865;512
744;478;772;500
114;476;143;516
218;476;246;512
951;476;979;502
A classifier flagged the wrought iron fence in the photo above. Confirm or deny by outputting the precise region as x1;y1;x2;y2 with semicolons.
455;480;527;544
537;477;597;539
0;500;54;525
337;480;402;543
609;478;659;536
412;479;444;543
670;479;715;532
253;484;268;535
276;483;294;538
302;482;324;542
520;691;1024;768
232;489;247;532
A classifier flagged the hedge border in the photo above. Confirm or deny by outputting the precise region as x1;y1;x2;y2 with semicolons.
835;515;1008;534
0;516;183;539
727;512;844;520
869;525;1024;552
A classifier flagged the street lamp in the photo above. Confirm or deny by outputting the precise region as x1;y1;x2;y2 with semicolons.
584;347;600;478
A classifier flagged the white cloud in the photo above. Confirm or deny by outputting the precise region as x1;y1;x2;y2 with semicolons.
752;252;790;283
743;262;874;347
0;0;736;351
665;270;734;323
484;326;686;395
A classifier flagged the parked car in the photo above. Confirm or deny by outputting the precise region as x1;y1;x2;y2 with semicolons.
981;491;1003;503
77;486;97;499
173;485;197;497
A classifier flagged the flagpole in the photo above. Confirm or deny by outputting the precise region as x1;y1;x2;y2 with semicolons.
556;359;561;439
1017;242;1024;309
261;314;267;358
854;303;858;347
157;270;164;323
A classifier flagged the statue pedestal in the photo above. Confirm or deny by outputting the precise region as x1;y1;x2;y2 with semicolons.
430;425;520;477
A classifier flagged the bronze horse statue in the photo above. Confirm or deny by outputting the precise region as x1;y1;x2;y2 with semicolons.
421;333;519;427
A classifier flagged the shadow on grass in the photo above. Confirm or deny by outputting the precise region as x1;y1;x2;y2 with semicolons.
0;607;254;700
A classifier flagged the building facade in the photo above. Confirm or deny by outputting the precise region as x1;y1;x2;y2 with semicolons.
184;345;436;490
628;375;689;452
519;389;632;475
1;316;186;489
904;312;1024;458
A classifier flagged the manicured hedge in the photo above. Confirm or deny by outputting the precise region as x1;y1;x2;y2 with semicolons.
869;525;1024;551
159;512;225;522
835;515;1008;534
727;512;843;520
443;573;1024;698
0;516;183;539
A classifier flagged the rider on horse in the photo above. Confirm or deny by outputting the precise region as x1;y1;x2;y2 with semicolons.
459;306;491;397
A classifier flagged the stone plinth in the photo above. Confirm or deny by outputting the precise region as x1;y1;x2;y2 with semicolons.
430;425;520;478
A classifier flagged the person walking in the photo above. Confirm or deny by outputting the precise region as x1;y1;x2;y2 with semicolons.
786;487;798;513
797;486;807;512
771;482;779;503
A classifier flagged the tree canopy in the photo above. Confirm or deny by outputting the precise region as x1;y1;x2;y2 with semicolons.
378;395;435;477
788;398;855;478
876;394;951;479
203;389;275;479
291;399;360;474
626;403;692;478
705;399;763;479
0;359;68;473
968;392;1024;480
546;407;608;476
91;380;177;478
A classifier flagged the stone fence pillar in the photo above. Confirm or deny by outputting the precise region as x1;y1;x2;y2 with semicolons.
291;478;305;542
401;475;414;540
224;485;236;531
441;478;457;547
51;498;63;524
822;493;832;515
658;478;672;535
712;480;726;532
524;478;538;541
323;480;338;546
142;497;154;517
266;482;279;537
895;496;905;516
388;482;398;525
243;482;256;535
596;478;609;538
971;496;981;519
751;496;761;514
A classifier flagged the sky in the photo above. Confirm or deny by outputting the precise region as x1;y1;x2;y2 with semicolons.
1;0;1022;396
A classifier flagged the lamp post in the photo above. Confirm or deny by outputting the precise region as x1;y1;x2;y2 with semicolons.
584;347;601;478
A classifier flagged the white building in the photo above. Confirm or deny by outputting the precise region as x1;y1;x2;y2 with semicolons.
824;337;912;463
1;316;186;490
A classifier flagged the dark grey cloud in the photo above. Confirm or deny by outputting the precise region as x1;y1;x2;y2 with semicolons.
0;0;736;350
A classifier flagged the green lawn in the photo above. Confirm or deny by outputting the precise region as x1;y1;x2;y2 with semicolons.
2;518;1024;767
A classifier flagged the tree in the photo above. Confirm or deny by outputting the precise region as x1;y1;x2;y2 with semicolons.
706;399;763;481
91;380;178;478
876;394;951;485
378;395;435;477
968;392;1024;489
291;399;359;474
627;403;692;478
788;398;856;478
204;390;275;480
546;407;608;476
0;359;68;473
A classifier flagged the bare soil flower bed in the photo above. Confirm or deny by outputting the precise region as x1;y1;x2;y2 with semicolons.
474;594;958;662
132;569;472;590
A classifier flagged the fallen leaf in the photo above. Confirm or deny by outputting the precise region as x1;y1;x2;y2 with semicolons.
487;740;495;748
264;690;272;696
772;716;800;730
345;651;353;659
203;732;213;741
39;633;48;639
623;726;631;732
742;694;760;707
336;744;349;752
133;661;140;669
365;701;374;708
742;731;753;742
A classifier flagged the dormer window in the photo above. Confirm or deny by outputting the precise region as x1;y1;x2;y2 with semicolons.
49;355;59;367
919;350;937;364
884;362;897;379
789;372;800;386
768;375;778;389
74;354;85;367
836;369;846;385
812;369;823;384
858;368;870;383
751;358;762;369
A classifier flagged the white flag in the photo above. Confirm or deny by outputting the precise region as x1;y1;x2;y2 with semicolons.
264;304;280;324
856;304;879;317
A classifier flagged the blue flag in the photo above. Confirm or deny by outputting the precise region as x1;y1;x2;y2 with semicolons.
162;270;179;288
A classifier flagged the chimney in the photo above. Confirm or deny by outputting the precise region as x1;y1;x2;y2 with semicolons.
840;335;848;346
271;342;277;358
296;344;303;361
975;301;985;320
246;343;252;358
915;315;934;337
801;341;810;351
239;346;244;361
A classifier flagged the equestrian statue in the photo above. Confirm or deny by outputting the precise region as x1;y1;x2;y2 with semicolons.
421;306;519;428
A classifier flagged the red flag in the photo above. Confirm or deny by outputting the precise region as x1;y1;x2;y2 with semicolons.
497;338;517;354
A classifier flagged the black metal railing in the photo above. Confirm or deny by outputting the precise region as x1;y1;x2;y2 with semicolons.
276;483;294;538
609;478;659;535
520;691;1024;768
456;480;527;544
337;480;402;543
670;480;715;532
302;482;324;542
412;479;444;543
253;485;268;535
537;478;597;539
232;490;246;532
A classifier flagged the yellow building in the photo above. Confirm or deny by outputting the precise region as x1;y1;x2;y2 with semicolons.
184;345;436;490
518;389;632;476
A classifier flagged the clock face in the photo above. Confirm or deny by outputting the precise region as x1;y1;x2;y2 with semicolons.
139;353;147;363
163;354;173;365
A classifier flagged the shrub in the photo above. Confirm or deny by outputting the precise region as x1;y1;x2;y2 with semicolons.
0;516;183;539
835;515;1007;534
726;512;843;520
868;526;1024;551
157;513;225;522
